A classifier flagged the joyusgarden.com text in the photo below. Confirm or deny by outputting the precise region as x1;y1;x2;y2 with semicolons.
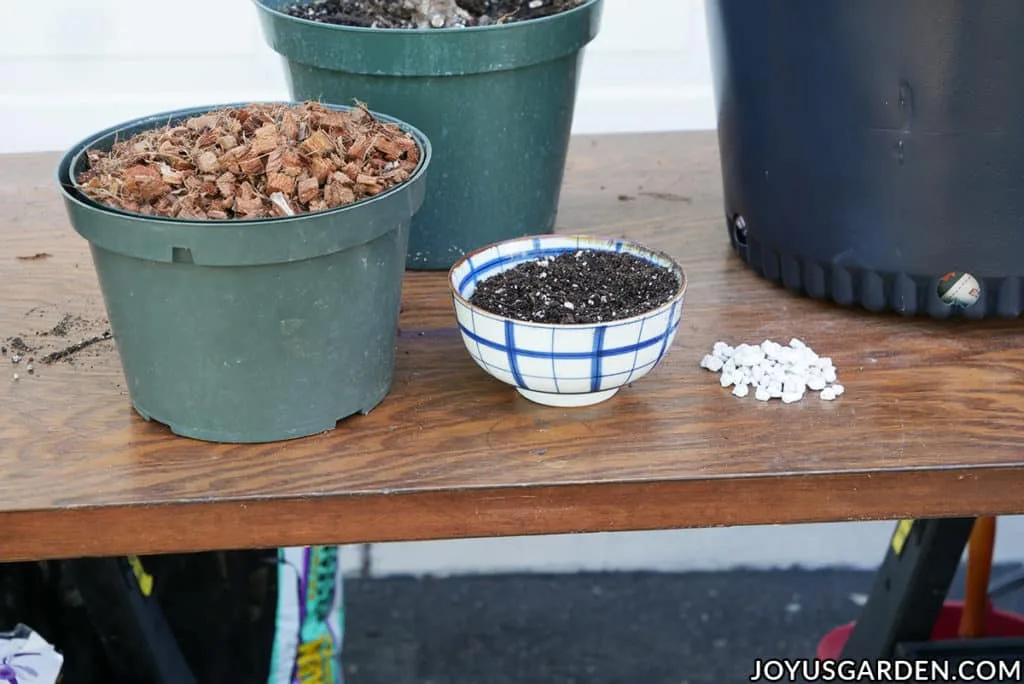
749;658;1022;682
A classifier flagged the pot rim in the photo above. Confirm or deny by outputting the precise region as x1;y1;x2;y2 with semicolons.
56;100;432;227
448;233;688;330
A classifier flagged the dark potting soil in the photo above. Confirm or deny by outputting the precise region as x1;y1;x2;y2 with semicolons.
4;311;114;379
281;0;584;29
469;250;680;325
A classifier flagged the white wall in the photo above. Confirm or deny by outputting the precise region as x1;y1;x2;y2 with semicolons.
0;0;715;154
7;0;1024;577
347;518;1024;577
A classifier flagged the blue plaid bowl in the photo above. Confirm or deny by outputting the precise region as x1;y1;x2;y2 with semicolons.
448;234;687;407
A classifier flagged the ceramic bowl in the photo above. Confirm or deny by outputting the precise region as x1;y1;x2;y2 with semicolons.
448;234;687;407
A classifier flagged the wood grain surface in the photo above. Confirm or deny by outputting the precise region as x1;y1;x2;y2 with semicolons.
2;132;1024;562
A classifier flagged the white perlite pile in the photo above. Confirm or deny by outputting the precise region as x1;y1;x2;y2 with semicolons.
699;338;844;403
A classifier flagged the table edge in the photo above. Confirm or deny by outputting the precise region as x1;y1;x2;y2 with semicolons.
4;464;1023;561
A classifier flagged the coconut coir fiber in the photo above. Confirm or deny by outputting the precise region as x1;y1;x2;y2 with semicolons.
75;101;420;220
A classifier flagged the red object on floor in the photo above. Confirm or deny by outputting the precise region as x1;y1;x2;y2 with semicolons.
817;600;1024;660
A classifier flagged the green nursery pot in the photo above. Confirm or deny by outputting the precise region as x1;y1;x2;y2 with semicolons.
56;102;431;444
253;0;604;270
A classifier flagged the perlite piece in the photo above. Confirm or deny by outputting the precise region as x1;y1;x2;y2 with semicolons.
700;338;844;402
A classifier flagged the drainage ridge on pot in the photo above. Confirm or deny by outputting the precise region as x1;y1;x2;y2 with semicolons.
252;0;604;271
448;234;687;407
56;101;432;444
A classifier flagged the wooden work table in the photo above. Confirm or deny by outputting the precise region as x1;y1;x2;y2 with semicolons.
2;131;1024;563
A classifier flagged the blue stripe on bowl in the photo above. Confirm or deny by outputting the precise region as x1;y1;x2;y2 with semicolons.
466;302;485;362
655;301;680;361
457;317;680;360
466;255;478;289
504;320;525;387
550;327;559;393
631;315;646;379
493;359;660;382
590;326;606;393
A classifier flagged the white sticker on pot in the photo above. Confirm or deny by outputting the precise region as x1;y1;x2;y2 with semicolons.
937;271;981;308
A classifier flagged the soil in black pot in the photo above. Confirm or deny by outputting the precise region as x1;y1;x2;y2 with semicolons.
280;0;585;29
469;250;681;325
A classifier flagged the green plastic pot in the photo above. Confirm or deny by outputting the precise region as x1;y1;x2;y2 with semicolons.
253;0;603;270
56;102;431;443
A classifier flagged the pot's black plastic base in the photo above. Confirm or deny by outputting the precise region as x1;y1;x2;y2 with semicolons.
729;225;1023;320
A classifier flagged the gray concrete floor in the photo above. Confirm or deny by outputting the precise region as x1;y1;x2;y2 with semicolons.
341;565;1024;684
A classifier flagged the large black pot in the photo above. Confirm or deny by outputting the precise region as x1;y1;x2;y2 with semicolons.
706;0;1024;318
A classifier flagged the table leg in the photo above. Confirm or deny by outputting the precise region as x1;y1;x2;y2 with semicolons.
839;517;976;659
60;556;197;684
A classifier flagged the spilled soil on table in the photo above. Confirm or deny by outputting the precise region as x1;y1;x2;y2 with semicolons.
3;309;113;378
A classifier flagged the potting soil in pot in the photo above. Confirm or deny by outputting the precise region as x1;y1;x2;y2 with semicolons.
75;101;420;219
281;0;585;28
256;0;602;270
469;250;680;324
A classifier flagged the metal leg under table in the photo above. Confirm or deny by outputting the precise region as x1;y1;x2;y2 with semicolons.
60;556;198;683
839;517;976;660
838;515;1024;678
